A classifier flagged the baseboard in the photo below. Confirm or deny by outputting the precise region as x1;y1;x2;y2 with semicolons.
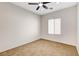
0;36;76;53
0;37;40;53
40;37;76;47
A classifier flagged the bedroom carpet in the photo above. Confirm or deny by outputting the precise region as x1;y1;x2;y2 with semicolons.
0;39;78;56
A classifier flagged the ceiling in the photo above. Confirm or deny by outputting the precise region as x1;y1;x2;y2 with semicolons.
11;2;77;15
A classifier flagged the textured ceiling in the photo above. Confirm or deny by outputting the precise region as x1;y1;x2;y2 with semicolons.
11;2;77;15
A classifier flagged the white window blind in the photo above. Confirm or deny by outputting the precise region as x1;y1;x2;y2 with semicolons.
48;18;61;34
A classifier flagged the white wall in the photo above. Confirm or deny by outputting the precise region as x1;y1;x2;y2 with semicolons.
0;3;40;52
41;6;77;46
77;4;79;54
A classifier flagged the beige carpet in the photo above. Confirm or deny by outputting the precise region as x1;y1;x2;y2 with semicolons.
0;39;78;56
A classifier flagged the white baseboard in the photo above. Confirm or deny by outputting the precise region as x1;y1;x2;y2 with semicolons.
0;36;76;53
0;37;40;53
40;37;76;46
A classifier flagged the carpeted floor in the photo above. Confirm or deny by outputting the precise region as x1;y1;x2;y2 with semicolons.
0;39;78;56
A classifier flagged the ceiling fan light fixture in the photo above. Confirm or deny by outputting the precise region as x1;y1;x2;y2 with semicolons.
28;2;50;10
39;3;43;6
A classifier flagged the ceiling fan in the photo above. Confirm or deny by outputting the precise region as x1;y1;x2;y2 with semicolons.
28;2;51;10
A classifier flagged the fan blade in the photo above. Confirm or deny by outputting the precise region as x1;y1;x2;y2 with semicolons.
43;5;48;9
36;6;40;10
28;3;38;5
42;2;50;4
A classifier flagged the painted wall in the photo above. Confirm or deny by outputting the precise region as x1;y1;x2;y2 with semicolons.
77;4;79;54
41;6;77;46
0;3;40;52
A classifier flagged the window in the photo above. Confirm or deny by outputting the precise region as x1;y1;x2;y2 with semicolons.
48;18;61;35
